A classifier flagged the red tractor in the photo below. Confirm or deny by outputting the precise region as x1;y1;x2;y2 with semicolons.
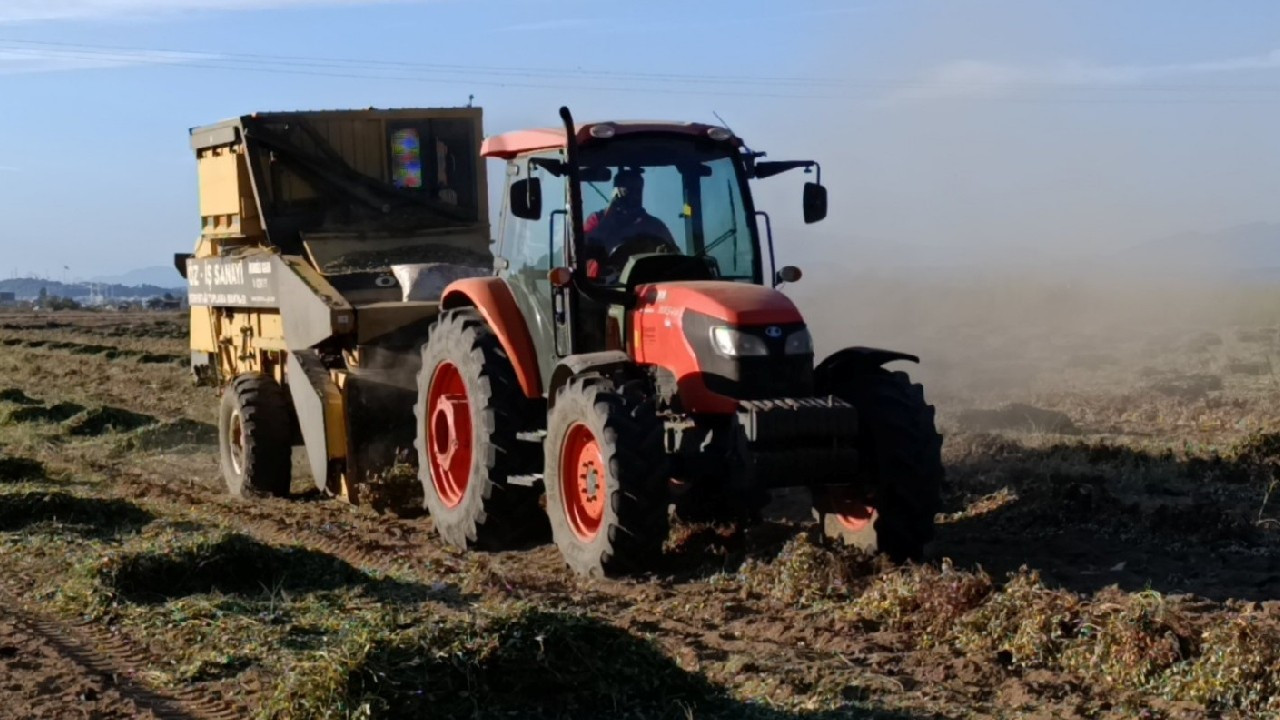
416;107;943;577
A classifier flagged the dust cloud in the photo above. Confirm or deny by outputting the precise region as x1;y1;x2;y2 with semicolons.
748;4;1280;408
791;266;1280;404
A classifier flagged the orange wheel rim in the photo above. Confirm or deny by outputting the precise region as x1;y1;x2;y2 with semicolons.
828;488;874;531
561;423;605;542
426;362;471;508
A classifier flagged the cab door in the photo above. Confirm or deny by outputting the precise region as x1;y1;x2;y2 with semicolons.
494;152;567;392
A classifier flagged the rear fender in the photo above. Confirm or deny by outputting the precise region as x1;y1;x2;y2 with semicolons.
547;351;635;409
815;346;919;389
440;277;542;398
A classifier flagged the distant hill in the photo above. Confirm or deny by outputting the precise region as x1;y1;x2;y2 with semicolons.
0;277;185;300
1108;221;1280;276
89;265;185;288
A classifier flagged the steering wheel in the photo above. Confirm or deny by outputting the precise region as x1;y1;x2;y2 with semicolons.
605;233;682;269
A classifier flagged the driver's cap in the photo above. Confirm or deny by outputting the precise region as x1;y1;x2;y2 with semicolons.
613;167;644;191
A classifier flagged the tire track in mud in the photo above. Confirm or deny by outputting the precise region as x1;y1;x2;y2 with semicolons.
0;584;247;720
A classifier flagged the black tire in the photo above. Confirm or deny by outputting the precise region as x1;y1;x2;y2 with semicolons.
817;368;943;562
217;373;292;498
544;376;669;577
414;309;546;550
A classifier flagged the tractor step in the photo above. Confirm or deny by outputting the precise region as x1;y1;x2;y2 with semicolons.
507;474;543;487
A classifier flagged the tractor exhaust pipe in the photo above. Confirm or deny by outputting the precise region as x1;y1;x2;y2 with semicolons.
558;106;636;313
559;106;588;273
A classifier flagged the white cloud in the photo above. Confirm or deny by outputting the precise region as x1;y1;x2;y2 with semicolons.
492;18;593;33
891;49;1280;102
0;47;218;75
0;0;414;23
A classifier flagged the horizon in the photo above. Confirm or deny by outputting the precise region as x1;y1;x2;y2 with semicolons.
0;1;1278;283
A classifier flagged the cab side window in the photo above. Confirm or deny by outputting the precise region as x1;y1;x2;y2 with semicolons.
500;152;566;273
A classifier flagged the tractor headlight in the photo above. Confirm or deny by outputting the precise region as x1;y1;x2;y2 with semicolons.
785;328;814;355
710;326;768;357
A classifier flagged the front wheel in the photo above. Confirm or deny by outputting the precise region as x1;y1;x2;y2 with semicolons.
543;376;669;577
815;368;943;562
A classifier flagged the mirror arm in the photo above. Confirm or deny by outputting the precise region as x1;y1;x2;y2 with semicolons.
529;156;566;177
754;160;821;181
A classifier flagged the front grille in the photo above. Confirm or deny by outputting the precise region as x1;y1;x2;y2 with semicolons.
734;355;814;399
737;396;858;443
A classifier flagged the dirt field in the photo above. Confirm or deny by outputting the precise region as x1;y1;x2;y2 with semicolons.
2;300;1280;719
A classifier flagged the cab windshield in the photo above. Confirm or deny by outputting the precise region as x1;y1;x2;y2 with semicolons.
577;135;759;283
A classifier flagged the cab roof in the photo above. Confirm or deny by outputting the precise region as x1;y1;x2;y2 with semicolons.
480;120;740;160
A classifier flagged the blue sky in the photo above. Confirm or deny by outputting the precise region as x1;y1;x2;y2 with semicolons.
0;0;1277;282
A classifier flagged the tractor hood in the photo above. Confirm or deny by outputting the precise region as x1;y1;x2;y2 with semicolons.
635;281;803;327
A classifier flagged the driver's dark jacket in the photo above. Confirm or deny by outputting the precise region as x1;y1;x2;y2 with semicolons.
582;208;675;278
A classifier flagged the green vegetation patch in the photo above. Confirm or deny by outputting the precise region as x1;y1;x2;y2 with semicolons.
0;455;46;482
265;606;723;720
98;533;386;604
0;491;153;537
839;563;1280;715
3;402;86;424
63;406;158;436
137;352;184;365
736;532;877;606
0;388;40;405
116;418;217;452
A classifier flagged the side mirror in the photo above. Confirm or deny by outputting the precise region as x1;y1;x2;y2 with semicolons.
775;266;803;286
803;182;827;224
510;178;542;220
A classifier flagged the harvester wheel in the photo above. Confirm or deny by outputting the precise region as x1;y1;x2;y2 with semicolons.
816;368;943;562
415;309;546;550
217;373;292;498
544;376;669;577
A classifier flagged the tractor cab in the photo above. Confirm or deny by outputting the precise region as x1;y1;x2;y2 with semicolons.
483;120;826;388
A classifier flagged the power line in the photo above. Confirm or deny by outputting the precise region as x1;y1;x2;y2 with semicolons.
1;38;1278;104
0;46;841;100
4;37;1280;95
0;37;845;88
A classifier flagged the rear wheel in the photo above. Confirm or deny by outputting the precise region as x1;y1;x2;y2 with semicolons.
217;373;292;498
815;368;943;562
415;309;546;550
544;376;669;577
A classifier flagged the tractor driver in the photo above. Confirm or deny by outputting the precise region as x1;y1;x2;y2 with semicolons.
582;168;678;280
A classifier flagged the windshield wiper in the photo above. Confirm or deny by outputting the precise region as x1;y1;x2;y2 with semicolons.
696;179;741;259
698;226;737;257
